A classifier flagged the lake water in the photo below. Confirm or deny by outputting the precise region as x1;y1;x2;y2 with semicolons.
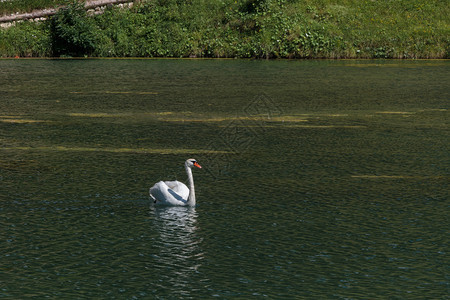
0;59;449;298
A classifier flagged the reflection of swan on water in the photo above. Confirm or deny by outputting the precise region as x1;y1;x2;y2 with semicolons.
152;206;203;292
150;159;202;206
154;206;199;235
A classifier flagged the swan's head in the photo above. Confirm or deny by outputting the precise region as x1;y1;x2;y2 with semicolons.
186;158;202;169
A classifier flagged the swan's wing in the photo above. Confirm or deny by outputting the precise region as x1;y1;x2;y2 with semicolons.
163;180;189;200
149;181;188;205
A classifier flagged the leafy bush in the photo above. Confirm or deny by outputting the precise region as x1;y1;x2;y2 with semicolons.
49;1;98;57
0;21;51;57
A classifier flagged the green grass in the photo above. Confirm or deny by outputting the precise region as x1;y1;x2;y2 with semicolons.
0;0;449;58
0;0;73;15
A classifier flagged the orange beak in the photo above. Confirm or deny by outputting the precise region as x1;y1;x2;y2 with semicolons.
194;161;202;169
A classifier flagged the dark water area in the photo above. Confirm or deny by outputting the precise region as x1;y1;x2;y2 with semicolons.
0;59;449;298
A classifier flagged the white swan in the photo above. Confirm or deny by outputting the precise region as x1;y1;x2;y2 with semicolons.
149;158;202;206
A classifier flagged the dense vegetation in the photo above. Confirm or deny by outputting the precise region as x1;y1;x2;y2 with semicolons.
0;0;449;58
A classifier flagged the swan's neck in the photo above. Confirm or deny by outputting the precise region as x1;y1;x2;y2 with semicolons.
185;165;196;206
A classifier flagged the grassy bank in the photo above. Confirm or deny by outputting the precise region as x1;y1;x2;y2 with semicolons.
0;0;68;15
1;0;449;58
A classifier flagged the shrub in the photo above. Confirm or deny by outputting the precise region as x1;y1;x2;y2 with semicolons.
0;21;51;57
49;1;98;57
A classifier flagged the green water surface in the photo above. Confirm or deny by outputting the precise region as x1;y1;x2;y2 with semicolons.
0;59;449;298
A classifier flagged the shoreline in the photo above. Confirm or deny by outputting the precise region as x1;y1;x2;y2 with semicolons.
1;57;449;61
1;1;448;59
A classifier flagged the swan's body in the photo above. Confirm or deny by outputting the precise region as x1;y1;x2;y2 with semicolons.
150;159;201;206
